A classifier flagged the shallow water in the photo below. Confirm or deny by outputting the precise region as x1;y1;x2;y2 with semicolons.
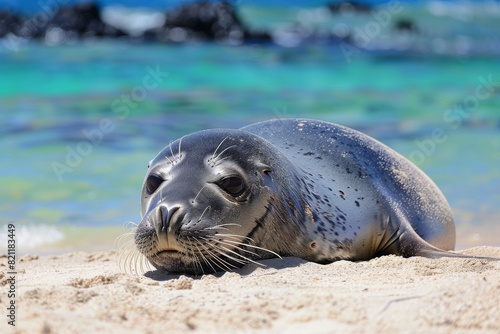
1;2;500;254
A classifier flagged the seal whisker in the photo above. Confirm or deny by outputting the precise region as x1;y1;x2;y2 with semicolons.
164;142;175;165
200;237;250;265
164;155;174;165
202;246;233;271
116;231;134;248
116;228;139;275
182;237;205;275
137;248;152;275
212;233;257;244
211;135;231;160
177;136;184;161
213;239;260;257
136;251;145;275
114;232;134;248
117;235;153;276
213;156;232;163
210;248;248;266
212;254;238;271
202;223;241;231
189;236;217;273
189;237;208;274
213;145;237;163
192;250;205;275
168;141;175;159
117;241;134;272
122;221;139;229
197;206;211;221
192;187;208;205
199;241;237;271
204;251;229;272
217;237;282;259
203;237;265;267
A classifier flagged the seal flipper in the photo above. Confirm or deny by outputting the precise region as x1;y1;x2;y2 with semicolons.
375;196;499;261
397;227;500;261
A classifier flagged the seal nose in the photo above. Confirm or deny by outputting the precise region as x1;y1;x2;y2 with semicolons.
160;205;180;232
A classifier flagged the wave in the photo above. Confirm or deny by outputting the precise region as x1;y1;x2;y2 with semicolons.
101;6;165;37
1;224;65;252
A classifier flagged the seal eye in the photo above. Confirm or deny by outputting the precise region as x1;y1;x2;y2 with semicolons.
218;176;246;197
146;175;163;195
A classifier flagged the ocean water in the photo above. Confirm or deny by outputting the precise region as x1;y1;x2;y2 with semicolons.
1;1;499;254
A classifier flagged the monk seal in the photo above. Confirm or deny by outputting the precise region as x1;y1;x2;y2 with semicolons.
132;118;495;274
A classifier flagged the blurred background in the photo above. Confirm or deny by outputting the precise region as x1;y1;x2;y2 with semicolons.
0;0;499;255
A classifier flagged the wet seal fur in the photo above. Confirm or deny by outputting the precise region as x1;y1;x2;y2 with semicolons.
132;118;497;274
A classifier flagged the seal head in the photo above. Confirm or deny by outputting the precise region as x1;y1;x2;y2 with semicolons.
136;129;312;274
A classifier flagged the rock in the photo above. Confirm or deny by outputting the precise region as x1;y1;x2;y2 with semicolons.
0;11;23;38
44;2;126;39
144;1;270;44
394;19;419;34
1;2;127;42
327;1;373;14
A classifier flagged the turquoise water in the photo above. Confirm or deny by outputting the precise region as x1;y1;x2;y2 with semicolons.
1;14;500;253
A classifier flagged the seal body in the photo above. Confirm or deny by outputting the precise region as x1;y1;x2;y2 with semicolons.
135;118;457;274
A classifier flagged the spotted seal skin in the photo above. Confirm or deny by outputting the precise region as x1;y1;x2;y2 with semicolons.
134;118;492;274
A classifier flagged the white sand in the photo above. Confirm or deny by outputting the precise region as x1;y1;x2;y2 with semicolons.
1;247;499;333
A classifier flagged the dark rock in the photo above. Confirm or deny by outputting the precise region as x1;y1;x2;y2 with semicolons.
144;1;270;44
1;2;127;41
44;2;126;39
0;11;23;38
327;1;373;14
394;19;419;34
165;1;244;40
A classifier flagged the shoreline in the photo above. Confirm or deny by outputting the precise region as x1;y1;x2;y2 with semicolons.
2;246;499;333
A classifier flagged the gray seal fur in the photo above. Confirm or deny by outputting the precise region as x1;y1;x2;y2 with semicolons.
134;118;489;274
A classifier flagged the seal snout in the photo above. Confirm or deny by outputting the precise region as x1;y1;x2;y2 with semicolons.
151;203;187;253
159;205;180;233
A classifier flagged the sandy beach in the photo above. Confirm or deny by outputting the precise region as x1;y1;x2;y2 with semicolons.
3;1;500;333
2;246;499;333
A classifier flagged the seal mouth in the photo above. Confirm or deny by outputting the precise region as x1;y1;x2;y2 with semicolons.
145;249;198;274
154;249;183;257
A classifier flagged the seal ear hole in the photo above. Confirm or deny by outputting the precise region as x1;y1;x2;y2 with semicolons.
145;174;164;195
310;241;317;249
256;163;272;175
